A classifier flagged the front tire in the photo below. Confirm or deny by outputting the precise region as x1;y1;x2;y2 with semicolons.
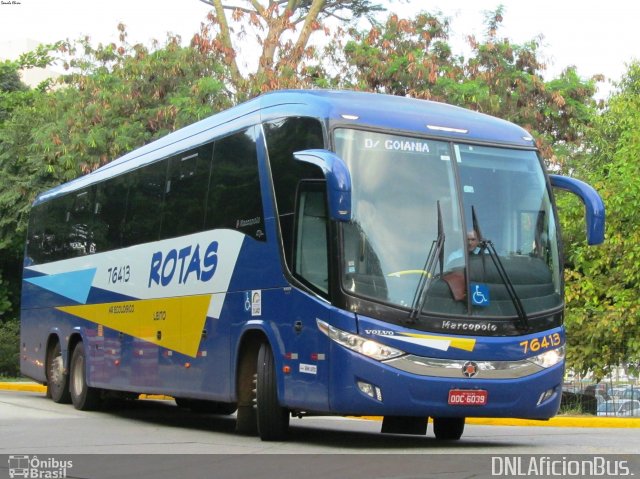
256;342;289;441
433;417;465;440
46;341;71;404
69;342;102;411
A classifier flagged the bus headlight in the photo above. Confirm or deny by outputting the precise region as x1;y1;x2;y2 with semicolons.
528;345;565;369
317;319;405;361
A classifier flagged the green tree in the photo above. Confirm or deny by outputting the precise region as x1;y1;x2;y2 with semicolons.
0;319;19;377
338;12;456;96
0;30;234;315
0;61;27;124
560;62;640;379
197;0;384;96
334;8;601;162
0;54;52;319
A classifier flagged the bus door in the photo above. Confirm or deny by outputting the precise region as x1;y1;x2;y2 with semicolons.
280;180;332;411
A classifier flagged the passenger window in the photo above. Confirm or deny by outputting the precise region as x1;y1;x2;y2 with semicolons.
123;160;167;247
263;117;324;269
26;201;61;264
65;188;96;257
46;196;74;262
293;181;329;295
162;143;213;239
95;174;130;251
205;127;266;241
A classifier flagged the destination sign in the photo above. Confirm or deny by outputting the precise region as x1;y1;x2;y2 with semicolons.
363;138;431;153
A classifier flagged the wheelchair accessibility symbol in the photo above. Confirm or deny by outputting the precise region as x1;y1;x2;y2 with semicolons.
244;292;251;312
471;283;490;306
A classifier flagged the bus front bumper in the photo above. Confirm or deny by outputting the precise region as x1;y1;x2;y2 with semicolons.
327;344;564;420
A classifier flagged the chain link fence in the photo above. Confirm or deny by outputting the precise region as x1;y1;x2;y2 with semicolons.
561;368;640;416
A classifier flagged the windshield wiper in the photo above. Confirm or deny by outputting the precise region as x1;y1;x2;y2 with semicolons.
472;207;530;331
409;201;445;321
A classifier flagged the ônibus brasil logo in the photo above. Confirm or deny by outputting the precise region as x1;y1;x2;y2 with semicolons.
8;455;73;479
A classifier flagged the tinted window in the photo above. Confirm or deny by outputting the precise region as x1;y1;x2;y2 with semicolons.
26;201;50;264
27;127;267;263
123;160;167;247
162;143;213;239
293;182;329;294
95;174;130;251
66;187;96;257
205;127;265;240
263;117;324;267
31;196;73;263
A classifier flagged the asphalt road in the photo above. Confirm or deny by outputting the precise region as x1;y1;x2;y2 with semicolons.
1;389;639;478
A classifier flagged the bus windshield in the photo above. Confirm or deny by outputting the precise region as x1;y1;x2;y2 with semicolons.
334;128;561;322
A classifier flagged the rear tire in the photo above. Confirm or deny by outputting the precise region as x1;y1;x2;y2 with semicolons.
256;342;289;441
69;342;102;411
46;341;70;404
433;417;465;440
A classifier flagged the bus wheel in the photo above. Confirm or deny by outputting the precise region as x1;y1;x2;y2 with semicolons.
46;341;71;404
256;342;289;441
69;342;102;411
433;417;465;440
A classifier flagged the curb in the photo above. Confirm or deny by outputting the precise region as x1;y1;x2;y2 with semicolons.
358;415;640;428
0;382;173;401
2;382;639;428
0;382;48;393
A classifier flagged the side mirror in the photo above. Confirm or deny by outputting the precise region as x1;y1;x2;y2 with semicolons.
293;149;352;221
549;174;605;245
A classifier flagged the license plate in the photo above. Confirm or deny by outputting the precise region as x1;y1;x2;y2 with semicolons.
448;389;488;406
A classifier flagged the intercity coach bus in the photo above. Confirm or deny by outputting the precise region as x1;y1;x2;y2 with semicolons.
20;90;604;441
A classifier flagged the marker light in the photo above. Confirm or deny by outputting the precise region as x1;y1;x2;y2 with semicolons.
426;124;469;134
317;319;404;361
528;345;565;369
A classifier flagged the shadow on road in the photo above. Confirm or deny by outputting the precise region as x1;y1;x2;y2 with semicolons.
89;397;524;451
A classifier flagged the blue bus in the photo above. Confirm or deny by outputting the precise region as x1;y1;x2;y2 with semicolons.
20;90;604;441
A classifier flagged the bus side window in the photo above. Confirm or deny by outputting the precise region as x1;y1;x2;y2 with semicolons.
42;195;73;262
95;174;130;252
122;160;167;247
293;181;329;295
26;203;48;264
66;187;96;257
263;117;325;270
205;127;266;240
162;143;213;239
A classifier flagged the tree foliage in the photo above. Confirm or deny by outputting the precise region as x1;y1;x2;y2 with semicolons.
560;62;640;379
0;319;19;377
0;28;234;262
333;7;600;162
198;0;384;97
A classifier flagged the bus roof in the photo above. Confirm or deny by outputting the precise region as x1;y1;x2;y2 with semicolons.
34;89;536;205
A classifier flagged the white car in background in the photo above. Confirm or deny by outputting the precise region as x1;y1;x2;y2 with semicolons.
597;399;640;417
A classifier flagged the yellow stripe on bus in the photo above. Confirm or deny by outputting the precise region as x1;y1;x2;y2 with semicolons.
57;295;212;358
399;332;476;352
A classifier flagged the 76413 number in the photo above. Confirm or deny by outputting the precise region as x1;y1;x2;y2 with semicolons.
520;333;562;354
107;265;131;284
